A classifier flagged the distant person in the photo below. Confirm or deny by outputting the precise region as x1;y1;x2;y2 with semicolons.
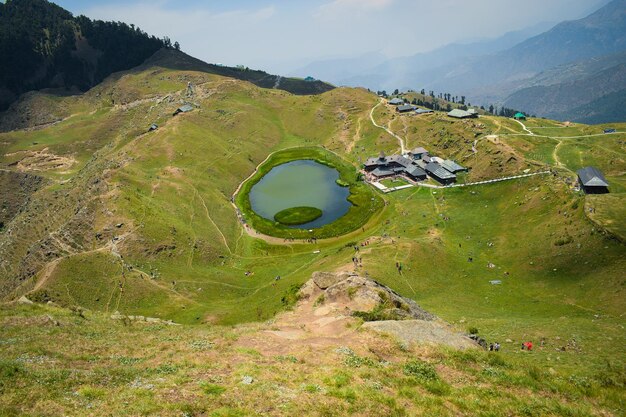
494;342;500;352
526;341;533;351
489;343;494;351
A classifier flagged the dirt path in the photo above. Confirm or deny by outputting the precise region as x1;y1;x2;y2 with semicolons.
370;99;406;154
513;119;534;135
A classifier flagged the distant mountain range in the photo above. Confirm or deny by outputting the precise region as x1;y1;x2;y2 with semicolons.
294;0;626;123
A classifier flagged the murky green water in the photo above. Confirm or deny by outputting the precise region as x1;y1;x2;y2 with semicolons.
249;160;351;229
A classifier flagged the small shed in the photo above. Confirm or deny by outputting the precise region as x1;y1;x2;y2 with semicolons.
513;112;526;120
173;104;194;116
148;123;158;132
415;108;433;115
604;128;616;134
388;98;404;105
396;104;416;113
577;167;609;194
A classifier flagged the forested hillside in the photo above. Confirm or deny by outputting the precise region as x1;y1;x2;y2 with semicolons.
0;0;167;110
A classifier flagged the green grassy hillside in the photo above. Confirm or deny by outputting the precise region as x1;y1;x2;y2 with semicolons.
0;52;624;415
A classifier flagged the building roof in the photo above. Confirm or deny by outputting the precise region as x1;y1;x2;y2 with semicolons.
514;112;526;118
577;166;609;187
387;154;413;168
425;162;456;180
415;160;427;169
177;104;194;113
389;98;404;105
441;159;466;173
397;104;416;112
422;154;432;163
415;108;433;114
467;108;477;114
410;147;428;155
371;167;394;177
448;109;473;118
405;165;427;178
364;157;382;167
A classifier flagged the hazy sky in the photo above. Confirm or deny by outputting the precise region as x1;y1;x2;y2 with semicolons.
52;0;610;74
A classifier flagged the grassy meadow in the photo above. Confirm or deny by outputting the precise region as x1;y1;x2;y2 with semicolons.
0;55;624;415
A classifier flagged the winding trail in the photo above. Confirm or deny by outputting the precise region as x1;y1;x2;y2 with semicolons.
514;119;534;135
370;99;406;154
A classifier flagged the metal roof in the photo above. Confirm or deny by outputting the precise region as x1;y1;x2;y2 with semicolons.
387;155;413;167
364;157;383;167
178;104;194;112
371;168;394;177
448;109;472;118
410;147;428;155
405;165;427;178
397;104;416;112
441;159;467;173
389;98;404;105
577;166;609;187
415;108;433;114
425;162;456;180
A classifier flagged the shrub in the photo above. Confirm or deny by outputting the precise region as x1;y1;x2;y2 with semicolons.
403;360;438;381
468;327;479;335
280;284;302;307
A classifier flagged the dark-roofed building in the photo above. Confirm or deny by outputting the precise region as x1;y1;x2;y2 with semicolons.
173;104;194;116
364;152;388;171
148;123;158;132
425;162;456;185
415;159;428;169
387;154;413;168
441;159;468;173
409;147;428;160
422;154;432;164
396;104;416;113
371;167;395;178
577;167;609;194
388;98;404;105
448;109;476;119
405;165;427;181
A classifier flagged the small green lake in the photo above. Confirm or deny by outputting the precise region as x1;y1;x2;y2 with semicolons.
248;160;352;229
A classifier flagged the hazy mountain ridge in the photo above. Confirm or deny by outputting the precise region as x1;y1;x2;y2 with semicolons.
503;52;626;121
292;21;556;90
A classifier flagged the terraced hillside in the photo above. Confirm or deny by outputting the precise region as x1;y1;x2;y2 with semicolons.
0;50;625;416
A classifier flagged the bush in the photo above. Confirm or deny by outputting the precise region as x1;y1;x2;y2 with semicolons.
403;360;438;381
281;284;303;307
468;326;479;335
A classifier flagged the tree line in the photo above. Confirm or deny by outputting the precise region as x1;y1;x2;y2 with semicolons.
0;0;179;110
375;87;532;117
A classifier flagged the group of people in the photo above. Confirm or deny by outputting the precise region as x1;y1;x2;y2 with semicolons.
489;342;501;351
